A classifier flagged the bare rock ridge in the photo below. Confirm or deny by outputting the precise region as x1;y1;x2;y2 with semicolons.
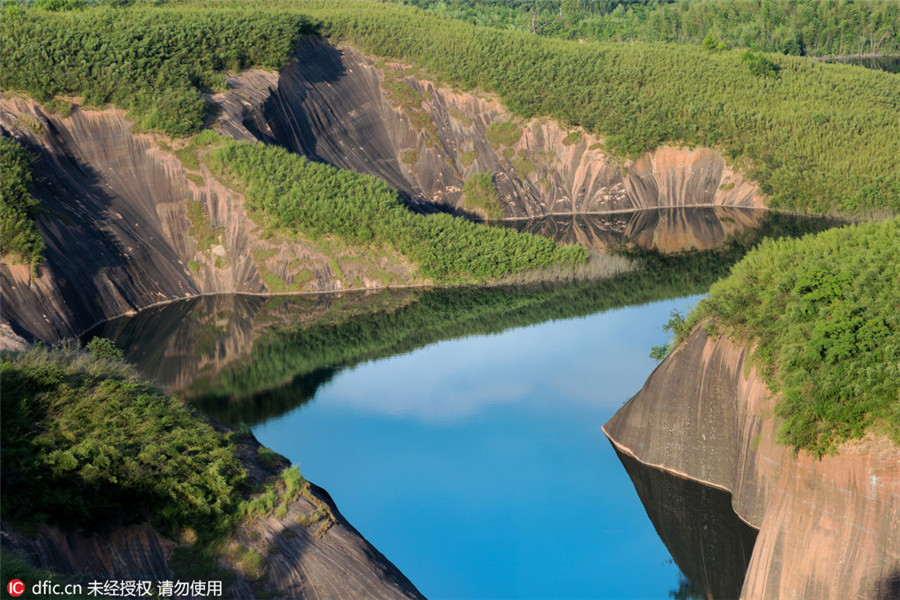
233;37;763;217
603;328;900;600
1;430;424;600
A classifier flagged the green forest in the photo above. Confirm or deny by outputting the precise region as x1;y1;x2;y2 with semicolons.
0;343;248;536
2;0;898;216
0;341;330;590
680;218;900;456
393;0;900;58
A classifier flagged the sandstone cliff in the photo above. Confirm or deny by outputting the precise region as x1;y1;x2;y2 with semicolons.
0;97;415;343
603;328;900;599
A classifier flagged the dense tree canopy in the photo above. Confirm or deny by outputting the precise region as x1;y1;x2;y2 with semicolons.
392;0;900;58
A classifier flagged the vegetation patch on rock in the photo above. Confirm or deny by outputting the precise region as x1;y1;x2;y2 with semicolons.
0;137;44;273
205;140;586;282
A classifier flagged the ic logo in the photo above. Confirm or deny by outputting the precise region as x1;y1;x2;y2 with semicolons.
7;579;25;597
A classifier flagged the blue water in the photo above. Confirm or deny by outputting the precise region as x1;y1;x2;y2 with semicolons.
253;295;701;600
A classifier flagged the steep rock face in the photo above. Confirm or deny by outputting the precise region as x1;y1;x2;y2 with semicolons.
233;37;764;217
0;99;415;342
603;328;900;599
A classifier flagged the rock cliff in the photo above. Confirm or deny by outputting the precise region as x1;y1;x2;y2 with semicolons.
233;37;764;217
0;97;415;343
603;327;900;599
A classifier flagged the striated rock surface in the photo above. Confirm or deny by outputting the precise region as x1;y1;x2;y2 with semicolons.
0;36;767;343
603;327;900;599
232;37;763;217
1;430;423;600
0;98;415;343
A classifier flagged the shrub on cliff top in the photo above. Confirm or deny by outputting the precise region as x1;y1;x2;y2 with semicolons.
0;343;248;537
0;6;311;135
685;218;900;456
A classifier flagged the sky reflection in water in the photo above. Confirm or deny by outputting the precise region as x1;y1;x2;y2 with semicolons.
253;295;701;600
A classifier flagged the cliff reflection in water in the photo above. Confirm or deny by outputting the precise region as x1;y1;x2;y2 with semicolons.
615;448;758;600
499;206;766;253
86;209;839;428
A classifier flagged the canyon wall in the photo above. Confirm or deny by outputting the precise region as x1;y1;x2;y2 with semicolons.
603;327;900;599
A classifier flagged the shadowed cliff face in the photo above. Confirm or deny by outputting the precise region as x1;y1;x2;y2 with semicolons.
603;328;900;600
614;448;757;600
227;37;764;217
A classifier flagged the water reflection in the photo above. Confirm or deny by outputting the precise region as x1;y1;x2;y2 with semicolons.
499;207;766;253
615;449;758;600
83;209;841;599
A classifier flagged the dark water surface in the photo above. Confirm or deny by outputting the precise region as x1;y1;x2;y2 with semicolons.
88;209;838;599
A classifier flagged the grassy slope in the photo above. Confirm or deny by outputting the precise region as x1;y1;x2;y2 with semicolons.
682;218;900;456
204;139;587;283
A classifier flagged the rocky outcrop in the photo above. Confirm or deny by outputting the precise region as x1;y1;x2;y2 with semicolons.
603;328;900;599
1;429;423;600
231;37;763;217
0;99;415;342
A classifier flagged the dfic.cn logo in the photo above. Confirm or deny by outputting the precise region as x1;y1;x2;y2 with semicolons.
7;579;25;597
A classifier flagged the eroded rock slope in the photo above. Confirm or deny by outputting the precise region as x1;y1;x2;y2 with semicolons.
230;37;763;217
0;98;414;342
0;36;764;343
